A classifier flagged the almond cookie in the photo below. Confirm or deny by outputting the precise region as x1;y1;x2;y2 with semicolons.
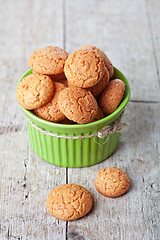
59;118;74;124
92;107;104;122
99;79;125;115
33;82;67;122
29;46;68;75
16;73;54;110
86;68;109;96
58;86;98;124
82;44;114;78
52;77;68;87
50;72;66;81
67;67;109;97
64;48;106;88
32;70;68;86
47;184;93;221
95;167;130;197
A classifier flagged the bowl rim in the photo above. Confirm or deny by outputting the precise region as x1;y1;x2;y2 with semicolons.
19;67;130;130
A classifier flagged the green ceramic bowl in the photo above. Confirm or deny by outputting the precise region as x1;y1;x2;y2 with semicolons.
19;67;130;167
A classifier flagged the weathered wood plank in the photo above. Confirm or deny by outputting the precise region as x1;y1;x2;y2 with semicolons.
67;102;160;240
146;0;160;88
0;0;160;239
0;133;67;240
65;0;160;102
0;0;66;239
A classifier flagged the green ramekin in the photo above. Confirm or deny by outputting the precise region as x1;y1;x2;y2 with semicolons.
19;67;130;167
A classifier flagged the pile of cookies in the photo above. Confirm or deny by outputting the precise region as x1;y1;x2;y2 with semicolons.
47;167;130;221
16;45;125;124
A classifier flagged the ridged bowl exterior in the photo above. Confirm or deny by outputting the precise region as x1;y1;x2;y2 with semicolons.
19;67;130;168
26;120;120;167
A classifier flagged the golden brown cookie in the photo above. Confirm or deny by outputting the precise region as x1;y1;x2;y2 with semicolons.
50;72;66;81
29;46;68;75
92;107;104;122
85;68;109;96
46;184;93;221
99;79;125;115
95;167;130;197
64;48;106;88
59;118;74;124
33;82;67;122
58;86;98;124
67;67;109;96
82;45;114;78
32;70;68;86
16;73;54;110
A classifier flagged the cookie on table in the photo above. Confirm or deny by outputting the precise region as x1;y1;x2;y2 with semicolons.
33;82;67;122
64;48;106;88
16;73;54;110
82;44;114;79
99;79;125;115
47;184;93;221
58;86;98;124
29;46;68;75
95;167;130;197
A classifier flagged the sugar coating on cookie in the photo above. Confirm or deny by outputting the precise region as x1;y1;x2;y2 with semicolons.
82;45;114;78
95;167;130;197
33;82;67;122
64;48;106;88
58;86;98;124
99;79;125;115
29;46;68;75
16;73;54;110
46;184;93;221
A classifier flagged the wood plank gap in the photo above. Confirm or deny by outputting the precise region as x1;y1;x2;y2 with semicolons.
66;167;68;184
65;221;68;240
63;0;66;50
145;0;160;87
129;100;160;103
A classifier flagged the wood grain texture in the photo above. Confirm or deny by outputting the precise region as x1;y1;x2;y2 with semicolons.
67;102;160;240
65;0;160;102
146;0;160;87
0;0;66;239
0;0;160;239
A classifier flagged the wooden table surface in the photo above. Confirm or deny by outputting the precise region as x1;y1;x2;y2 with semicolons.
0;0;160;239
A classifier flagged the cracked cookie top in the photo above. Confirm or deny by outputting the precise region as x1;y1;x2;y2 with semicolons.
68;66;109;97
82;44;114;79
85;67;109;96
29;46;68;75
47;184;93;221
16;73;54;110
58;86;98;124
64;48;106;88
33;82;67;122
95;167;130;198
